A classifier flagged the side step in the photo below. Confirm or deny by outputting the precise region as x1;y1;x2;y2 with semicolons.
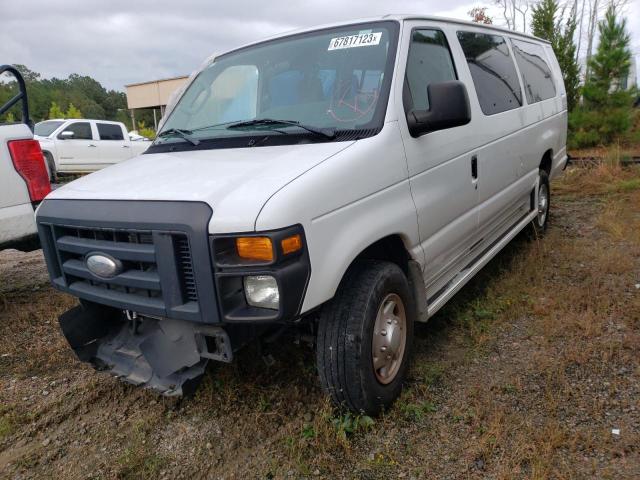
427;210;537;318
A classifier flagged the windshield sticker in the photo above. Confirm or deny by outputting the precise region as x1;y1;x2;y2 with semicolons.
328;32;382;51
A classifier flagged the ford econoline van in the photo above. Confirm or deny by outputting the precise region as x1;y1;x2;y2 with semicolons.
36;15;567;415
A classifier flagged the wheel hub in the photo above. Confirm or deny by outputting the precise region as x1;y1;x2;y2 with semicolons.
372;293;407;384
537;182;548;227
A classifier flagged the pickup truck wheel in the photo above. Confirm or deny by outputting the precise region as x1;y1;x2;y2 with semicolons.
316;260;414;415
43;152;57;184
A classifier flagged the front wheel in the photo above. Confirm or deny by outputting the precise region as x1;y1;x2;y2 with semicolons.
316;260;415;415
43;152;57;184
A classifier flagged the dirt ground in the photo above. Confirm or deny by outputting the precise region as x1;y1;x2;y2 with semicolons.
1;164;639;479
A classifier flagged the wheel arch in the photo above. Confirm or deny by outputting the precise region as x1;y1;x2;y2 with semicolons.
337;233;428;322
539;149;553;175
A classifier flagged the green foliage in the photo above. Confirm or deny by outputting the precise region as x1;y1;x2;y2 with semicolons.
0;64;131;126
570;5;635;148
137;121;156;140
65;103;83;119
531;0;581;111
400;401;437;421
331;413;374;441
531;0;558;41
4;111;15;123
48;101;65;119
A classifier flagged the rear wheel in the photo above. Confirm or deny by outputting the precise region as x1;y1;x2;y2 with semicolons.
316;260;415;415
531;169;550;235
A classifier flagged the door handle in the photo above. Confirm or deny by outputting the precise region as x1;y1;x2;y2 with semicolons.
122;145;130;148
88;144;97;147
471;155;478;180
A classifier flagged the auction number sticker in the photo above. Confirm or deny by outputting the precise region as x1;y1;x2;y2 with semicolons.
328;32;382;51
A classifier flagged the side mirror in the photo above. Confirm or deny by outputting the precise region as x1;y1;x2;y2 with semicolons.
58;130;74;140
407;80;471;137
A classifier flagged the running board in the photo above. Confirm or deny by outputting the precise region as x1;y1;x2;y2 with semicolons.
427;210;537;318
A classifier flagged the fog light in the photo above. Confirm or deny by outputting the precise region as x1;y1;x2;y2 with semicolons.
243;275;279;310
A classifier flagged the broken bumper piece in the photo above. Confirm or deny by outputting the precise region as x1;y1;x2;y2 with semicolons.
58;303;232;396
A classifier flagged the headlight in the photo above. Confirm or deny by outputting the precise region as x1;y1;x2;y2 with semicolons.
243;275;279;310
211;224;309;322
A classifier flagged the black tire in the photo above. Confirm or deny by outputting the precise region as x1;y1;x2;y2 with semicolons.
531;169;550;235
316;260;415;415
43;152;57;184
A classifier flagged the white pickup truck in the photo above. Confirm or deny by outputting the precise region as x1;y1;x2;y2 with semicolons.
35;119;149;180
0;65;51;251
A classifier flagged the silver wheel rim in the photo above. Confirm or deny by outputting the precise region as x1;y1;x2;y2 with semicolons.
537;182;548;227
372;293;407;385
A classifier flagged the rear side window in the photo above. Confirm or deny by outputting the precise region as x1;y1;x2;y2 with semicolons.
97;123;125;141
62;122;93;140
510;39;556;104
457;31;522;115
405;29;456;111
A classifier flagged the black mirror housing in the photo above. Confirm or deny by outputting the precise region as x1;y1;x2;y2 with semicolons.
407;80;471;137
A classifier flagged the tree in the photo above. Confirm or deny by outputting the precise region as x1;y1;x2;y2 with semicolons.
531;0;581;111
570;5;635;147
531;0;558;40
583;4;632;102
65;103;83;119
49;101;65;119
468;6;493;24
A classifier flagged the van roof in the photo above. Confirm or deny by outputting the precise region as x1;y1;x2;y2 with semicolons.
219;14;550;59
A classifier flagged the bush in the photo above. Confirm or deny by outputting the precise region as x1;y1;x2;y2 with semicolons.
569;105;634;149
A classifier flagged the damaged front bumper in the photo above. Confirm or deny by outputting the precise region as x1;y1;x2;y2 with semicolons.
59;303;235;396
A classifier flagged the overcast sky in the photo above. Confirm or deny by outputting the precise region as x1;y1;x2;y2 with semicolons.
1;0;639;91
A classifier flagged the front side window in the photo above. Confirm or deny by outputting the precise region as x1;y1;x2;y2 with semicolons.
155;21;399;149
35;120;64;137
457;31;522;115
61;122;92;140
510;39;556;104
404;29;457;111
97;123;125;141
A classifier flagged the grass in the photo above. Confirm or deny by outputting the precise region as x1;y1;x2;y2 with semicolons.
1;152;639;478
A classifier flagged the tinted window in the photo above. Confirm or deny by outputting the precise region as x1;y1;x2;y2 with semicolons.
457;32;522;115
511;39;556;104
34;120;64;137
97;123;125;140
62;122;92;140
405;29;456;111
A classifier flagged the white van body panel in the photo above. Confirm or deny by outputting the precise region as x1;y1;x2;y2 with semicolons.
38;15;568;321
0;123;38;246
256;121;421;312
46;141;356;233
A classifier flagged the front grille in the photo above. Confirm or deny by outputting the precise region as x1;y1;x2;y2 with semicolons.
43;224;199;320
174;235;198;302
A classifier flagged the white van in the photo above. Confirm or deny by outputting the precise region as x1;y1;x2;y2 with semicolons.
36;15;567;414
0;65;51;252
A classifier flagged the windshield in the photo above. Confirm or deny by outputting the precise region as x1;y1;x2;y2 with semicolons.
35;120;64;137
156;21;399;147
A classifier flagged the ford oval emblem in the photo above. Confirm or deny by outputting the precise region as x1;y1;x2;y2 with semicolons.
85;253;122;279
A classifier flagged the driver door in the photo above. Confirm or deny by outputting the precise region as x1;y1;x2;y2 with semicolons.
57;121;100;171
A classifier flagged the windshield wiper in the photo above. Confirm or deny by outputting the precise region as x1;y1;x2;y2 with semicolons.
227;118;336;139
157;128;200;146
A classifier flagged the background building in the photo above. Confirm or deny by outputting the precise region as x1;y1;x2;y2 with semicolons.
125;76;188;130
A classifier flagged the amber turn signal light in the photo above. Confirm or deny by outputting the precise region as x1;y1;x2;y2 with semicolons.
281;234;302;255
236;237;274;261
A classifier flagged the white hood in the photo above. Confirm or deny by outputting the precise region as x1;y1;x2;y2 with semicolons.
46;141;354;232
